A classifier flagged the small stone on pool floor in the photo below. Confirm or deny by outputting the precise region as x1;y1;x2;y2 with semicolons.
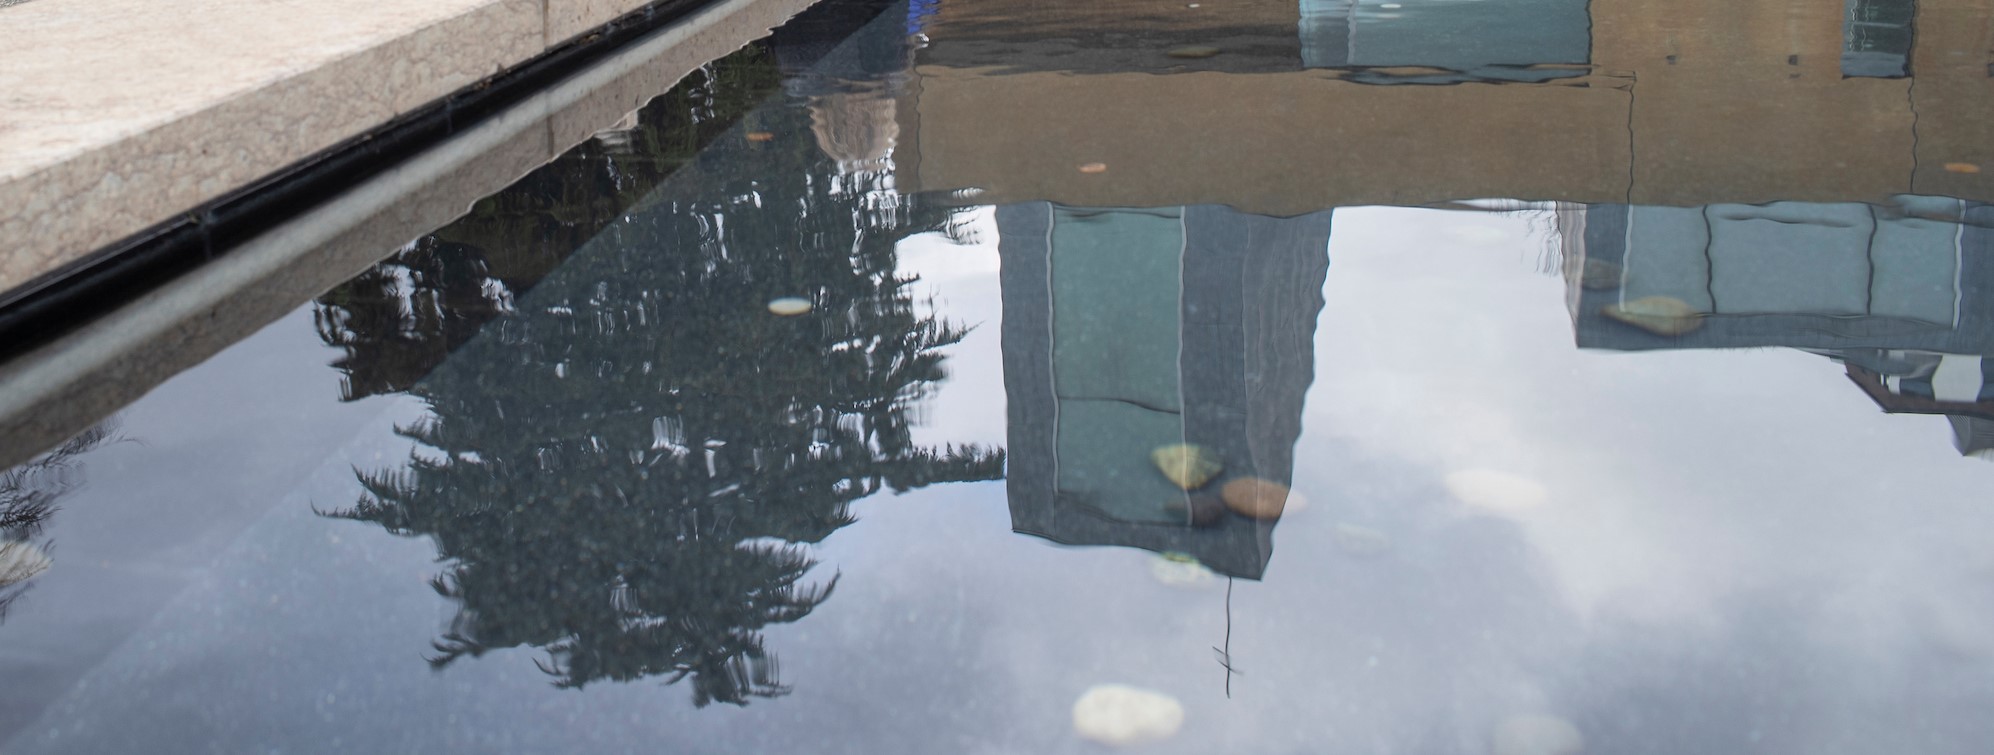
1602;295;1703;336
1221;477;1290;519
1073;684;1185;746
1152;443;1222;489
1444;468;1549;512
1149;552;1216;587
1163;492;1227;526
767;297;812;316
1167;45;1221;59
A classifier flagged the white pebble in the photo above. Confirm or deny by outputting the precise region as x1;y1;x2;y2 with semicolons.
767;297;812;316
1445;469;1549;512
1073;684;1184;746
1149;552;1215;588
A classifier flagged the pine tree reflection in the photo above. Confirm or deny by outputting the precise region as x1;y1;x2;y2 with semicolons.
322;33;1000;705
0;422;116;622
313;48;788;402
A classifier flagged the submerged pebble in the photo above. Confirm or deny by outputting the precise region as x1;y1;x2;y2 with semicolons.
1162;492;1228;527
1072;684;1185;746
1152;444;1222;489
1166;45;1222;59
1444;469;1548;512
1579;258;1624;290
1221;477;1290;519
1493;714;1584;755
767;297;813;316
745;131;776;142
1078;162;1109;174
1149;552;1216;588
1602;295;1702;336
1944;162;1982;174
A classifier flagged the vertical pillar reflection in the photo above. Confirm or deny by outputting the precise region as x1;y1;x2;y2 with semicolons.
998;203;1332;579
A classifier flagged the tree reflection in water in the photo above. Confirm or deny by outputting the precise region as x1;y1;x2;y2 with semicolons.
0;421;117;623
317;41;1001;706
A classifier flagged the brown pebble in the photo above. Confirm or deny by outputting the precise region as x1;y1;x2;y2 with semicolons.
1167;45;1221;59
1163;493;1228;527
746;131;776;142
1078;162;1109;174
1580;258;1624;290
1221;477;1289;520
1945;162;1982;174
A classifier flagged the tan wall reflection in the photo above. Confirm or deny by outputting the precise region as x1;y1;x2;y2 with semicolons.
899;0;1994;211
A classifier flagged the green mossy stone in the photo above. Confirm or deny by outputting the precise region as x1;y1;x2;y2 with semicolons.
1151;443;1222;489
1602;295;1702;336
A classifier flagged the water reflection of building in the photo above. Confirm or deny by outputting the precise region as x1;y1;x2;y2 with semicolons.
779;0;914;176
897;0;1993;213
1566;200;1994;459
1842;351;1994;459
997;204;1332;579
1300;0;1592;83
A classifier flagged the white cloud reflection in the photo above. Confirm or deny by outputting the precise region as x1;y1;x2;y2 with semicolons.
10;207;1994;754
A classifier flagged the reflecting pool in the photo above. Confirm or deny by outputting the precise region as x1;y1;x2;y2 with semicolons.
4;0;1994;752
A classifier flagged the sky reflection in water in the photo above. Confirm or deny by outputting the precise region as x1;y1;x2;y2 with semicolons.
4;0;1994;752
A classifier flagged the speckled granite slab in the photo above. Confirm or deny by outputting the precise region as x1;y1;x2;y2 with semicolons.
0;0;670;297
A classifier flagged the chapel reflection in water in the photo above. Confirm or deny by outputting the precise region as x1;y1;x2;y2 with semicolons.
996;204;1330;579
1563;198;1994;458
298;0;1994;708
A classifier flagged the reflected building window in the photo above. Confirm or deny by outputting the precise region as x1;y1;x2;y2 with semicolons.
1572;198;1975;342
1299;0;1591;83
997;203;1331;579
1843;0;1916;79
1843;350;1994;459
1567;198;1994;460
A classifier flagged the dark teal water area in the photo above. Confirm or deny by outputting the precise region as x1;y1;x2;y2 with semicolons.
5;0;1994;752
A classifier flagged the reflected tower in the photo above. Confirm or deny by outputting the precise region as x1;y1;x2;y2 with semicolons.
998;203;1332;579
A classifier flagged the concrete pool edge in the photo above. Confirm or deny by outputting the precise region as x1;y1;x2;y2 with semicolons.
0;0;822;469
0;0;759;317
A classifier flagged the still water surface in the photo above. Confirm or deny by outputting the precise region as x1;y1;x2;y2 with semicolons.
5;0;1994;752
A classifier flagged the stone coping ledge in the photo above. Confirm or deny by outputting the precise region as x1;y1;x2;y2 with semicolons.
0;0;694;298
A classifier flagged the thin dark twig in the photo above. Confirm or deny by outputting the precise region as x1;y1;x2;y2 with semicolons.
1213;576;1241;698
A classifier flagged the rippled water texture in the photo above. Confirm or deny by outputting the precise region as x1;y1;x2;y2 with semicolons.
4;0;1993;752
